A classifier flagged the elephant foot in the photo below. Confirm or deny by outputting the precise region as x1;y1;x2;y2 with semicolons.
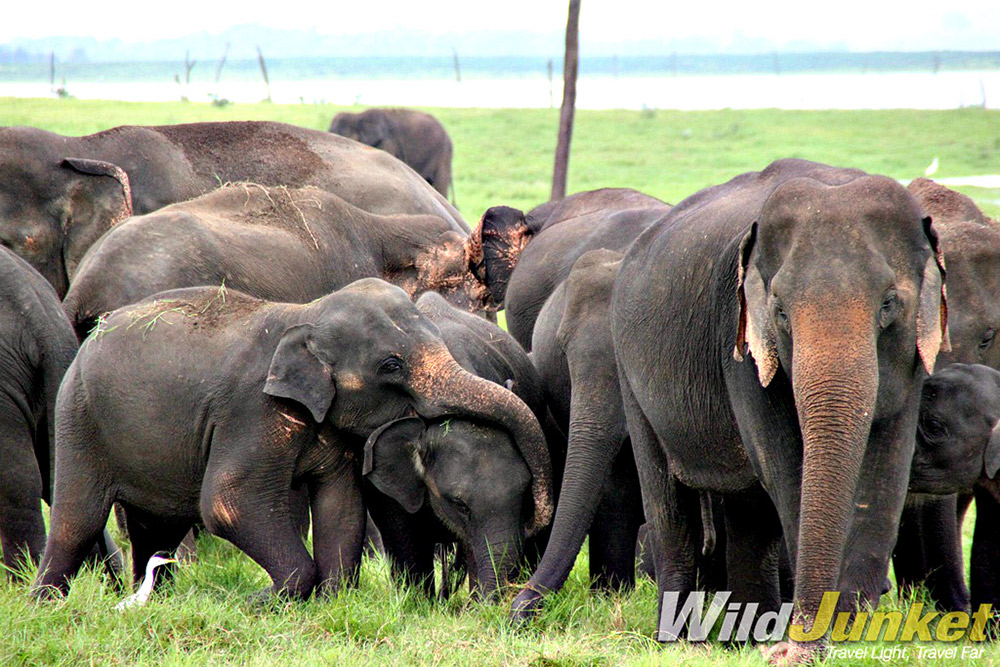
760;640;822;666
30;583;67;602
509;586;544;624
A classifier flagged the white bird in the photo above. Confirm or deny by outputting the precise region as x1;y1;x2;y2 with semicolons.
114;554;177;611
925;157;939;177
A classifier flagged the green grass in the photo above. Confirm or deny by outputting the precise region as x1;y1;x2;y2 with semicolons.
2;98;1000;665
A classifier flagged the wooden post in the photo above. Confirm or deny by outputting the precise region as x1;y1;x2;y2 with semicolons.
257;46;272;102
551;0;580;202
452;47;462;83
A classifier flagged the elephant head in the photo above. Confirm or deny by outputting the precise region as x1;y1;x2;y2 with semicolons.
262;278;553;534
364;416;535;595
0;128;133;296
911;363;1000;502
464;205;533;308
733;174;948;622
329;111;397;156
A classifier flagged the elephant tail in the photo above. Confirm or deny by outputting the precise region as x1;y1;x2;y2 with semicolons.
699;490;716;557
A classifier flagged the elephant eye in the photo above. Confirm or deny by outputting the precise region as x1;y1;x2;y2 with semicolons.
377;355;404;374
878;290;900;329
919;416;948;441
773;301;790;332
979;329;996;352
450;496;471;517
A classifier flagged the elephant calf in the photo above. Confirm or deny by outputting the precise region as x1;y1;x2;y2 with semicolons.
910;363;1000;610
32;279;551;602
363;291;554;597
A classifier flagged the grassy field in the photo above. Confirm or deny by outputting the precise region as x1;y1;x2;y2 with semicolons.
1;98;999;665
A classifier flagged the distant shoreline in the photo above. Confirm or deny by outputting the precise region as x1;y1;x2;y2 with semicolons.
3;51;999;84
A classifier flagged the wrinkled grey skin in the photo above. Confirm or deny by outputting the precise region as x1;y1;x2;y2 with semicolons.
364;291;552;597
909;363;1000;612
329;108;453;199
893;179;1000;612
0;121;464;296
32;279;551;602
0;246;118;575
64;184;491;340
609;159;946;665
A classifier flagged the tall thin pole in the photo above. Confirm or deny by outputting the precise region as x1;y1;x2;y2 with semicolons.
551;0;580;202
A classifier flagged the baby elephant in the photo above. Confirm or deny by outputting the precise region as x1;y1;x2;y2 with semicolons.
911;363;1000;495
363;292;553;597
911;362;1000;611
32;279;551;602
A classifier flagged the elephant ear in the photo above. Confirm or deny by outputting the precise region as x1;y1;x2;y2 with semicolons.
916;216;950;375
263;324;336;423
60;158;135;277
985;419;1000;480
734;222;778;387
465;206;532;308
363;417;428;513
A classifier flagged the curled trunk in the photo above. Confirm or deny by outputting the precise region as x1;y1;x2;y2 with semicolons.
410;346;553;534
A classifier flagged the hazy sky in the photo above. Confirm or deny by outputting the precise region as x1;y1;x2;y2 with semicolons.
4;1;1000;51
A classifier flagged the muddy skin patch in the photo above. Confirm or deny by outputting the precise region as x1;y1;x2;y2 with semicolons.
908;178;994;226
156;122;326;189
223;183;325;249
121;288;265;336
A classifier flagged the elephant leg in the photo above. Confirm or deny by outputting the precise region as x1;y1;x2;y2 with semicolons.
920;494;968;611
308;465;365;596
123;505;191;589
635;523;656;580
0;420;46;576
201;458;316;600
840;408;922;612
892;495;930;600
971;486;1000;618
723;486;784;617
32;480;112;598
620;377;701;640
365;487;435;596
589;442;643;592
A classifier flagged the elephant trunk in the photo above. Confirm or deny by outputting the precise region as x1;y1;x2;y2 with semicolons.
472;531;523;597
410;345;553;534
790;307;878;636
524;411;627;594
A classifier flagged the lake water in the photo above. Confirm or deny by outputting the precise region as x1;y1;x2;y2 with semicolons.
2;70;997;110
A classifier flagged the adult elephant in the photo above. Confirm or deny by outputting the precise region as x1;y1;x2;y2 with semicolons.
32;279;551;601
893;179;1000;612
0;246;118;574
64;184;493;340
0;120;464;296
610;159;947;664
364;291;553;597
329;108;453;200
467;188;669;349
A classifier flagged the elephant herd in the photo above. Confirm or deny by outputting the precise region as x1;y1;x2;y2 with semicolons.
0;114;997;664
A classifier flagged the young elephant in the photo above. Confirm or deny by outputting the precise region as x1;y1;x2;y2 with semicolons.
909;363;1000;610
0;246;118;574
32;279;551;601
64;184;492;339
363;291;553;597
